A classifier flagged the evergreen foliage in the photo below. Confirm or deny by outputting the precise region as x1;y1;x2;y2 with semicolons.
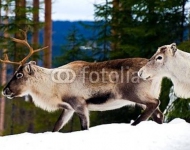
0;0;44;63
0;0;45;135
165;98;190;123
55;25;94;66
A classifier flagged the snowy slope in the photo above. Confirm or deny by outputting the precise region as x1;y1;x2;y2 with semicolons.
0;118;190;150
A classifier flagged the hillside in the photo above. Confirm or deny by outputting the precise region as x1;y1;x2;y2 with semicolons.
40;21;96;58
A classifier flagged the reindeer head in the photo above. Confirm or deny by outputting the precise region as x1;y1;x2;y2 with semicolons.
138;43;177;80
2;61;38;99
1;30;48;99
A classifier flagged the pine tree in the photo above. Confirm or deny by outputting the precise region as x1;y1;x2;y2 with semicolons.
0;0;46;135
55;25;91;66
43;0;52;68
0;0;7;135
32;0;40;62
94;0;111;60
94;0;189;59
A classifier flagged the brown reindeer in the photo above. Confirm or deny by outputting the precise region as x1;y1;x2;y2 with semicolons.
1;30;163;132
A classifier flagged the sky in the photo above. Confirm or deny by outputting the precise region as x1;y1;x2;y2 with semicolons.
51;0;190;21
52;0;104;21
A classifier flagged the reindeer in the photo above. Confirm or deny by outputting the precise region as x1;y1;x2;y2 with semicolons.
138;43;190;99
1;30;163;132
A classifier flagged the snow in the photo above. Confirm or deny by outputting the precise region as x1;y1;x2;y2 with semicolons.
0;118;190;150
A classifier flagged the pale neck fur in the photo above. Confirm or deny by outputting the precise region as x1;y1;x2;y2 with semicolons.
166;50;190;98
150;77;162;99
27;66;63;111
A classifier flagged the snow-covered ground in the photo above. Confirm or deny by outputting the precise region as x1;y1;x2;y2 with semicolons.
0;118;190;150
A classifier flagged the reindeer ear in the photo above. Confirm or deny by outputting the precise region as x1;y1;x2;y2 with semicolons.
25;64;35;75
171;43;177;56
28;61;36;65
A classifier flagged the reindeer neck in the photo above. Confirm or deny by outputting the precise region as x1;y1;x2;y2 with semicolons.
34;65;53;74
168;50;190;98
172;50;190;78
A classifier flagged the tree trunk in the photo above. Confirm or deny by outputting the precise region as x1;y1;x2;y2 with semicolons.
180;0;186;42
103;0;108;60
43;0;52;68
111;0;120;51
0;52;7;136
14;0;26;69
0;0;8;135
11;0;26;134
32;0;39;62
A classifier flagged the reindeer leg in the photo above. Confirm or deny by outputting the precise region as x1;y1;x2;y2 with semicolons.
132;99;160;126
137;103;163;124
65;97;90;131
76;106;89;130
151;107;164;124
53;109;74;132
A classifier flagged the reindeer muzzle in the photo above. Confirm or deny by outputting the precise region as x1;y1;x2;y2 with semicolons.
2;87;15;99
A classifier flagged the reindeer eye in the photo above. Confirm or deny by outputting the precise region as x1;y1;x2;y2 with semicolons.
16;73;23;79
156;56;163;60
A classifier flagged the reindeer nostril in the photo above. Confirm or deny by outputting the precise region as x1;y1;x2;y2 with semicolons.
3;88;11;96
